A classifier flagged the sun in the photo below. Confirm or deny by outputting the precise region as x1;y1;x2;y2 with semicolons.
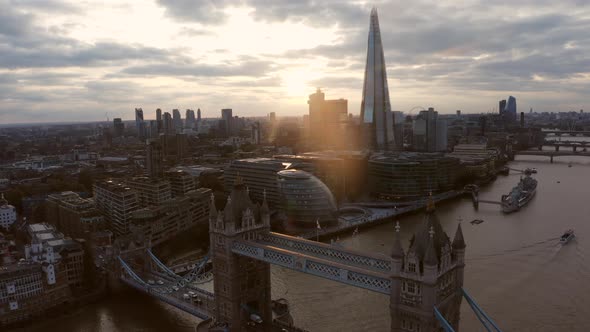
281;69;321;98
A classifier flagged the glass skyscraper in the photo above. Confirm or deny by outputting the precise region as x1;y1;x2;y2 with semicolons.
505;96;517;122
360;8;394;150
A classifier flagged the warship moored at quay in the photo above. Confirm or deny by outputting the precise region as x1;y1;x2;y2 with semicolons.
501;175;538;213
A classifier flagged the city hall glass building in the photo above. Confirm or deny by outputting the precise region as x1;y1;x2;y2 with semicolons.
277;169;337;228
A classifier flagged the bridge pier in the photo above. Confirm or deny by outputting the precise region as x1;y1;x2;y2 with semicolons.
555;146;560;152
574;146;577;152
550;155;553;163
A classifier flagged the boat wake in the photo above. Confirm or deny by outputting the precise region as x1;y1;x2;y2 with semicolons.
467;237;560;262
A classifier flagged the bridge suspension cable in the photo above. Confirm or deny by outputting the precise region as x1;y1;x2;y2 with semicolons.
118;256;148;287
434;288;503;332
147;249;212;286
147;249;178;277
462;288;503;332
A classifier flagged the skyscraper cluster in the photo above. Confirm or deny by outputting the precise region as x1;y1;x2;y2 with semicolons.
131;107;202;140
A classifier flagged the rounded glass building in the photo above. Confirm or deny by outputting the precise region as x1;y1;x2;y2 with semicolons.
277;169;337;228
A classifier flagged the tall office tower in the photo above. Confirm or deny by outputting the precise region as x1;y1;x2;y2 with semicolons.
172;109;183;132
505;96;517;122
436;118;448;152
269;112;276;124
221;108;233;136
413;108;447;152
163;112;173;134
148;120;158;139
393;111;405;150
185;109;196;129
156;108;163;133
176;133;188;160
135;108;145;140
498;100;506;114
197;108;202;122
146;140;164;178
251;122;261;145
360;8;394;150
113;118;124;137
308;88;348;149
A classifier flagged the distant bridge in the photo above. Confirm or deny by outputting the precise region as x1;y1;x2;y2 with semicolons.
515;150;590;162
536;141;589;152
542;130;590;136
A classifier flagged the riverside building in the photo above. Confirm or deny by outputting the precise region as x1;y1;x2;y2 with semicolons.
368;152;460;200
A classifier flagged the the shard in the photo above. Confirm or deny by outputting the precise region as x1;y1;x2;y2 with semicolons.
360;8;394;150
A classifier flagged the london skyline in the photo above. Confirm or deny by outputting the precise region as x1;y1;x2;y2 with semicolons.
1;0;589;124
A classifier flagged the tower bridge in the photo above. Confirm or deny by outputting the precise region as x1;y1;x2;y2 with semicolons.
115;175;502;332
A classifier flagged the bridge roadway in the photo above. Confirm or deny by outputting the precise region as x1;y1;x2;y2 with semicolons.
120;276;215;320
170;259;209;274
232;232;393;294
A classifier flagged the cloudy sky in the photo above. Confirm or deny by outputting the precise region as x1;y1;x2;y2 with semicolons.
1;0;589;123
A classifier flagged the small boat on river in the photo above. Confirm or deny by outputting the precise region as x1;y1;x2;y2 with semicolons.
560;229;575;244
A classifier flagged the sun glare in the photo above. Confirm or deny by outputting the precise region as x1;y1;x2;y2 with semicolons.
281;69;322;98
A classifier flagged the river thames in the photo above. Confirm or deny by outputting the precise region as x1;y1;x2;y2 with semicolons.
20;154;590;332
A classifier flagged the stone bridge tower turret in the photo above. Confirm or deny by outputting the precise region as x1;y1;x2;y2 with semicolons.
209;178;272;331
390;197;466;331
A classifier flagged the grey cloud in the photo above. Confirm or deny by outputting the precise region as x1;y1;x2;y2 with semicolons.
157;0;236;25
119;59;273;78
157;0;367;26
0;42;174;69
246;0;365;27
9;0;81;13
179;26;214;36
280;3;590;101
0;1;178;69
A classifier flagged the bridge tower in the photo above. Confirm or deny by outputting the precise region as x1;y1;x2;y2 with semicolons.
209;178;272;331
389;197;466;331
